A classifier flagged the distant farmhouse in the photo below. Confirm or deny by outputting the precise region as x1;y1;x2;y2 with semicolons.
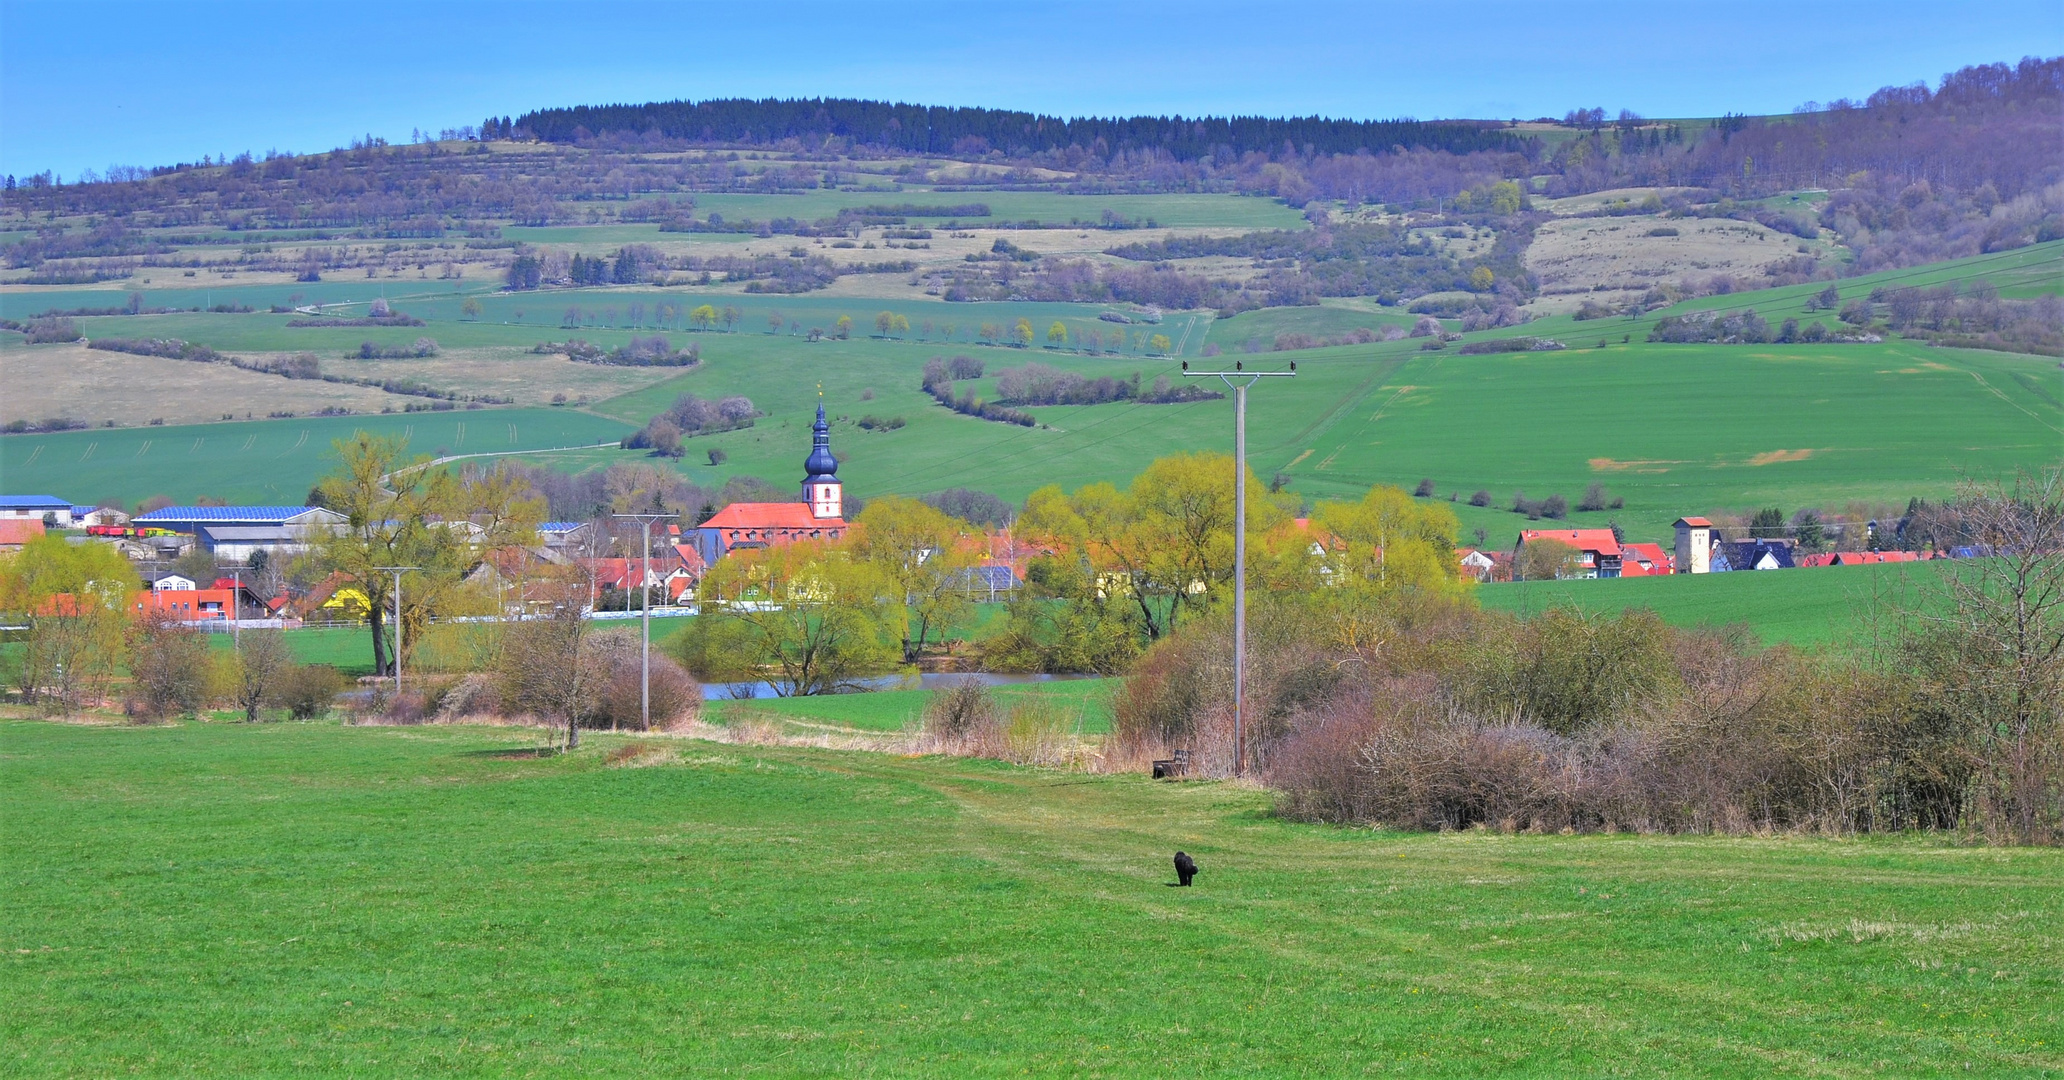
0;495;74;528
130;506;348;561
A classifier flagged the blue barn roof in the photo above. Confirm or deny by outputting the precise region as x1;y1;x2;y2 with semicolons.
0;495;73;510
134;506;316;524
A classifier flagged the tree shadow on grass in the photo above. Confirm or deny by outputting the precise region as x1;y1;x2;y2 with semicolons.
454;746;564;760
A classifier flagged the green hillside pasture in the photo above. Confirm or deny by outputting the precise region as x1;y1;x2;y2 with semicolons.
1477;560;1956;647
5;720;2057;1076
11;246;2057;540
0;277;497;322
707;676;1118;735
1262;335;2059;544
0;408;630;505
31;290;1214;373
450;325;2055;551
1517;241;2064;347
1205;298;1419;348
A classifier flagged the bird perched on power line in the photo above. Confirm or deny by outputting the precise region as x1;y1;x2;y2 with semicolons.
1171;851;1198;887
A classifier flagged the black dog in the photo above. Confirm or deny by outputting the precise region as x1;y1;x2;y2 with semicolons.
1171;851;1198;887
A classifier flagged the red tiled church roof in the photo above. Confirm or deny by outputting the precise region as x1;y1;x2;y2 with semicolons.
700;502;843;531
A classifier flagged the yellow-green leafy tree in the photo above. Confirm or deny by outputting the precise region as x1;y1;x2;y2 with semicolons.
676;541;898;696
311;436;543;679
1020;452;1281;641
855;496;976;662
1047;321;1068;347
0;533;133;713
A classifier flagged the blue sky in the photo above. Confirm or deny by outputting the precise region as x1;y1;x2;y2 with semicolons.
2;0;2057;177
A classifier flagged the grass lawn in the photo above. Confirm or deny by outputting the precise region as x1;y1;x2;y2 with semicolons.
3;719;2057;1076
1477;560;1957;648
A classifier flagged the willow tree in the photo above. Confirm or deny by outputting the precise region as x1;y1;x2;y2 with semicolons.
675;541;897;696
0;533;132;713
854;496;976;663
311;435;543;678
1021;452;1282;642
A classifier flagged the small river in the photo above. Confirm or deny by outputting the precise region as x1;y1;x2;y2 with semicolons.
700;671;1097;700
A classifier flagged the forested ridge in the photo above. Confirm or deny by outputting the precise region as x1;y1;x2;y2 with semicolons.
512;98;1527;160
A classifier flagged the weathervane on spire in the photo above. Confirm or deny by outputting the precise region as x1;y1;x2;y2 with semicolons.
803;389;842;520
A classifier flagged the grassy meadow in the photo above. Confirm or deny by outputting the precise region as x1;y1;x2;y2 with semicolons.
0;408;630;505
1478;560;1956;648
4;718;2057;1077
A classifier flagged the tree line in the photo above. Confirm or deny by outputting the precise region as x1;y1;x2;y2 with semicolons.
513;97;1526;161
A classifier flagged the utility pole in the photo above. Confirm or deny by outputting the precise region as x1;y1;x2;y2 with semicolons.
611;513;674;731
373;566;420;698
1181;359;1296;777
231;568;241;652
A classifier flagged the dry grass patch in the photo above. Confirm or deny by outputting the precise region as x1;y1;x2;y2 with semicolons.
1524;214;1805;311
326;346;686;407
0;341;394;427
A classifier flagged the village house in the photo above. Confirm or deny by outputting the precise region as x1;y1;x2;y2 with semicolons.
1714;537;1796;571
0;519;46;552
1799;550;1928;567
1619;542;1674;576
1515;528;1623;578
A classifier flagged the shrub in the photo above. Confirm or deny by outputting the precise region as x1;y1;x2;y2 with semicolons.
590;637;701;731
923;678;999;746
125;616;212;720
1247;596;1970;836
274;664;347;720
1469;490;1491;507
1413;478;1435;498
24;317;80;343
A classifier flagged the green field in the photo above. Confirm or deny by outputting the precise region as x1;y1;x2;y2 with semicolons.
4;245;2056;549
1478;560;1956;647
4;719;2057;1076
0;408;630;505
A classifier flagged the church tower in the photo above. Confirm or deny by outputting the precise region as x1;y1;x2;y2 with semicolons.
802;401;842;520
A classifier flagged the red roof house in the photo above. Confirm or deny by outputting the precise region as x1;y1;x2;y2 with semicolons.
1619;542;1674;576
0;519;46;550
1515;528;1624;578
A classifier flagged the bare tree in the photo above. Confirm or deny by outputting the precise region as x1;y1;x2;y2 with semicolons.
498;582;595;749
1903;468;2064;842
229;628;295;722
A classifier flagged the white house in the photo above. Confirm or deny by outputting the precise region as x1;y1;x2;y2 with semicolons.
0;495;75;527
